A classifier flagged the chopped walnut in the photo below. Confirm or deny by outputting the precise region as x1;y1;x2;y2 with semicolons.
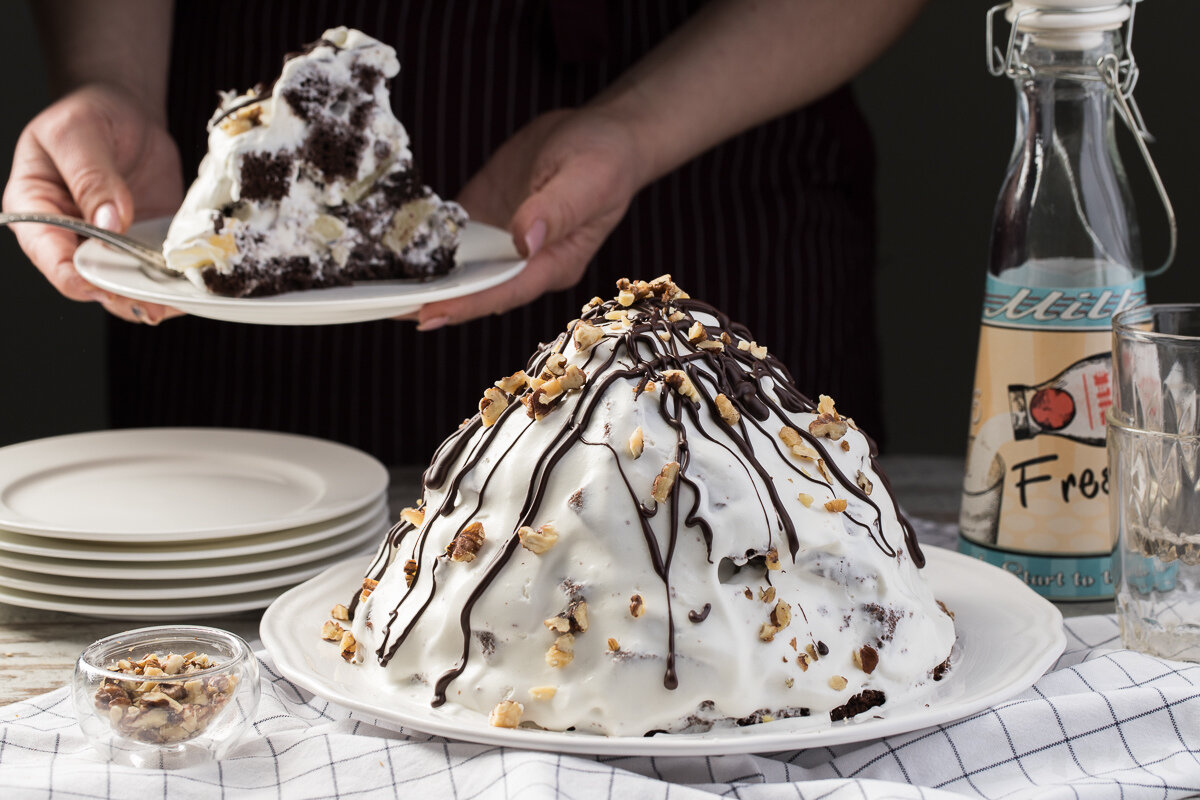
657;331;672;342
604;309;629;324
696;339;725;351
809;414;849;440
817;459;833;482
617;289;636;307
545;353;567;376
825;498;848;513
765;549;782;570
785;677;795;688
608;637;620;651
401;506;426;528
687;321;708;343
661;370;700;402
629;426;644;459
720;331;733;345
559;365;587;391
448;521;485;562
479;387;509;428
779;427;803;449
360;577;378;602
495;371;529;394
573;322;604;351
644;381;657;393
582;296;604;313
403;559;418;587
519;523;559;554
852;645;879;675
217;102;264;136
629;594;646;618
749;342;768;359
841;440;851;452
546;634;575;668
524;384;563;421
668;310;686;323
856;470;874;495
760;586;777;604
652;461;681;503
529;686;557;701
714;394;740;425
331;604;350;622
737;340;752;352
797;654;810;671
817;394;838;417
321;620;343;641
771;600;792;628
489;699;524;728
805;643;819;661
759;601;792;641
828;675;848;691
545;599;588;634
797;493;814;508
340;631;358;662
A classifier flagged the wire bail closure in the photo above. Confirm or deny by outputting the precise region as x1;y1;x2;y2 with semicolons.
985;0;1176;275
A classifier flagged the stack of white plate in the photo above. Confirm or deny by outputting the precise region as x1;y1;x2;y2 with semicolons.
0;428;389;619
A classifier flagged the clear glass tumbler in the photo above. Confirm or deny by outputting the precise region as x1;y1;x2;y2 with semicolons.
73;625;260;768
1108;411;1200;662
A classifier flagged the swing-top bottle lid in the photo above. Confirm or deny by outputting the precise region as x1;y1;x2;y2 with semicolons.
1006;1;1131;35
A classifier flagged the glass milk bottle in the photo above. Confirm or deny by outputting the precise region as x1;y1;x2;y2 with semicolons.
959;0;1174;600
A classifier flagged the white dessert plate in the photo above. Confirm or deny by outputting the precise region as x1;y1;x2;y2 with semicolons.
0;493;386;562
0;506;387;580
0;582;286;620
0;428;388;541
261;547;1066;756
0;543;376;600
75;217;527;326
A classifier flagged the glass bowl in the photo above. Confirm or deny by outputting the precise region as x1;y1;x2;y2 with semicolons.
72;625;260;768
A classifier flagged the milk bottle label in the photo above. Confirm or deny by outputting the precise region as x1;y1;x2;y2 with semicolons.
959;274;1146;599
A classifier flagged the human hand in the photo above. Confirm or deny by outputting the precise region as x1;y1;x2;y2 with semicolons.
415;108;644;330
3;84;184;324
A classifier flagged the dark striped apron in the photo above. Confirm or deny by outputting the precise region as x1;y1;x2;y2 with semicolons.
108;0;881;465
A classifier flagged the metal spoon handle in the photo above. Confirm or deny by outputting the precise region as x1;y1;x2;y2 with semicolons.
0;212;171;272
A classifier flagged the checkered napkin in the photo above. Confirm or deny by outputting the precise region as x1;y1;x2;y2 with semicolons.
0;614;1196;800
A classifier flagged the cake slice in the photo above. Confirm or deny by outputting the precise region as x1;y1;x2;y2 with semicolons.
163;27;466;297
336;276;956;735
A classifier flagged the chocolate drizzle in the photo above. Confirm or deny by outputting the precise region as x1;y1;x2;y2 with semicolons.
356;279;928;709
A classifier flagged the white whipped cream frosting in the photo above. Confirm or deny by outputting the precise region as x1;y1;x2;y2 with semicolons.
350;282;956;736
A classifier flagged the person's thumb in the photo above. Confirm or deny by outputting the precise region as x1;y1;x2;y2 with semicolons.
509;164;593;263
46;120;134;232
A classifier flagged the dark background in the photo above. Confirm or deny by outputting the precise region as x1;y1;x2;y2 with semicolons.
1;0;1197;457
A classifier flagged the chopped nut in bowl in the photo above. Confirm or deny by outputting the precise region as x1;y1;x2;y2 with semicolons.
72;625;260;769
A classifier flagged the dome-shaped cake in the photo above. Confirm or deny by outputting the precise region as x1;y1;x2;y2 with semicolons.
338;276;955;735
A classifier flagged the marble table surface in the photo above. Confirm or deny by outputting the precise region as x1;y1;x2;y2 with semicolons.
0;457;1112;706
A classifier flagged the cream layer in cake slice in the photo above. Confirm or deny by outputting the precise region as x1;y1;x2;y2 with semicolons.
164;27;465;297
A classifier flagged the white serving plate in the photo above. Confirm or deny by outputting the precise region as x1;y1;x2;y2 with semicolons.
75;218;527;325
0;583;283;620
0;507;387;580
261;547;1066;756
0;493;386;563
0;545;375;600
0;428;387;541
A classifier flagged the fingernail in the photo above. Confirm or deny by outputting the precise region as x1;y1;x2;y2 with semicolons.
524;219;547;257
130;305;145;320
93;203;121;232
417;315;450;332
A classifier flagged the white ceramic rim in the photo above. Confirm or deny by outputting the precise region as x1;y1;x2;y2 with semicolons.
260;547;1066;756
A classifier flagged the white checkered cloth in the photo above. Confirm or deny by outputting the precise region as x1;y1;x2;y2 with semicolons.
2;520;1199;799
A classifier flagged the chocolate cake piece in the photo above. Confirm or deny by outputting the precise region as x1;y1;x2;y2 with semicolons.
163;27;466;297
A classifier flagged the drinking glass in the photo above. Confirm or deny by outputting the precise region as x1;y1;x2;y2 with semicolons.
1109;304;1200;662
